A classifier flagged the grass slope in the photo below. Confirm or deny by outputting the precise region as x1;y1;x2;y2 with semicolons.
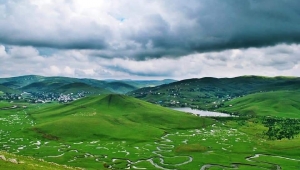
0;151;77;170
0;75;44;89
217;90;300;118
122;79;176;88
128;76;300;110
57;82;111;94
0;85;21;94
20;81;111;94
20;81;65;92
0;75;177;95
105;82;138;94
29;94;212;142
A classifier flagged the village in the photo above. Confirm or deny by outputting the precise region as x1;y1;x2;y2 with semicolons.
0;91;90;103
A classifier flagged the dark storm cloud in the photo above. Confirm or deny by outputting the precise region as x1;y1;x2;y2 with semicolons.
143;0;300;56
0;30;108;50
0;0;300;59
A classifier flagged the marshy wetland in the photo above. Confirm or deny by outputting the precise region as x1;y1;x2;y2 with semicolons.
1;98;299;170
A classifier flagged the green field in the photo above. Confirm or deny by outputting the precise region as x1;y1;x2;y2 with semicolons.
217;90;300;118
0;94;300;169
0;150;78;170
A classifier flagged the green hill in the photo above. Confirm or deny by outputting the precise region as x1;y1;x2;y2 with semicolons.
56;82;111;94
121;79;176;88
28;94;212;142
217;90;300;118
0;75;45;89
20;81;111;95
0;75;177;95
128;76;300;110
0;75;140;94
105;81;137;94
20;81;64;92
0;85;21;94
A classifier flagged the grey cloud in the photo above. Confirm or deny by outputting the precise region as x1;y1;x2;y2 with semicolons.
0;0;300;60
0;0;108;49
1;43;300;79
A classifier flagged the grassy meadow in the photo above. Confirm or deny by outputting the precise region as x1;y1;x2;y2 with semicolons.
0;94;299;169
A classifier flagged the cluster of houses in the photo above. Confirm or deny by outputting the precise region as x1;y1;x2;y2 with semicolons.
132;86;237;110
0;91;90;104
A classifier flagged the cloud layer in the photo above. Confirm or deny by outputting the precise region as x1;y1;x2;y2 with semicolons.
1;0;300;79
1;0;300;60
1;44;299;79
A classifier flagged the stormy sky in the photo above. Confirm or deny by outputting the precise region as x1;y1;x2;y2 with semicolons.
1;0;300;79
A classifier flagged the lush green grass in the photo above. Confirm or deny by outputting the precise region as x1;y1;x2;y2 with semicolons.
105;82;137;94
1;93;300;169
0;151;78;170
0;85;21;94
218;90;300;118
56;82;111;94
29;94;213;142
0;101;13;108
0;75;175;94
128;76;300;110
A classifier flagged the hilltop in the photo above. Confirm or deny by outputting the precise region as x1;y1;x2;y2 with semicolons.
28;94;212;141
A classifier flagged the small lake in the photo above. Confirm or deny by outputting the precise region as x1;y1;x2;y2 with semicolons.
171;107;232;117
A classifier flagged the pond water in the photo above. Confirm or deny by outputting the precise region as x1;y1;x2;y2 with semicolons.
171;107;232;117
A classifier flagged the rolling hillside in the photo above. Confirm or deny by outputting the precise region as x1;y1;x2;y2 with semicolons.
0;75;175;94
120;79;176;88
20;81;111;95
28;94;213;141
128;76;300;110
0;85;21;94
103;81;137;94
57;82;111;94
217;90;300;118
0;75;44;89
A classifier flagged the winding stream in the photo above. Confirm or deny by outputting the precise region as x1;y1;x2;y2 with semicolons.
1;107;300;170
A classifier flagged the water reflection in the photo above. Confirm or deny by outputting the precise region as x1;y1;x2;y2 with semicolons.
171;107;232;117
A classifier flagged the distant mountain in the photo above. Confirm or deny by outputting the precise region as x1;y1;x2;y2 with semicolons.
20;81;65;92
56;82;111;94
105;81;138;94
29;94;212;141
122;79;176;88
0;75;44;89
0;85;21;94
0;75;175;94
128;76;300;110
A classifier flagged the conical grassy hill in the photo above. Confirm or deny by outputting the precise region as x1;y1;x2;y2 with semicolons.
29;94;212;142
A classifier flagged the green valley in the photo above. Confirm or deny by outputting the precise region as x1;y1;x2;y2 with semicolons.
0;76;300;169
2;2;300;169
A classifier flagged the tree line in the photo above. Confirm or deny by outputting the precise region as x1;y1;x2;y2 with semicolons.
262;116;300;140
